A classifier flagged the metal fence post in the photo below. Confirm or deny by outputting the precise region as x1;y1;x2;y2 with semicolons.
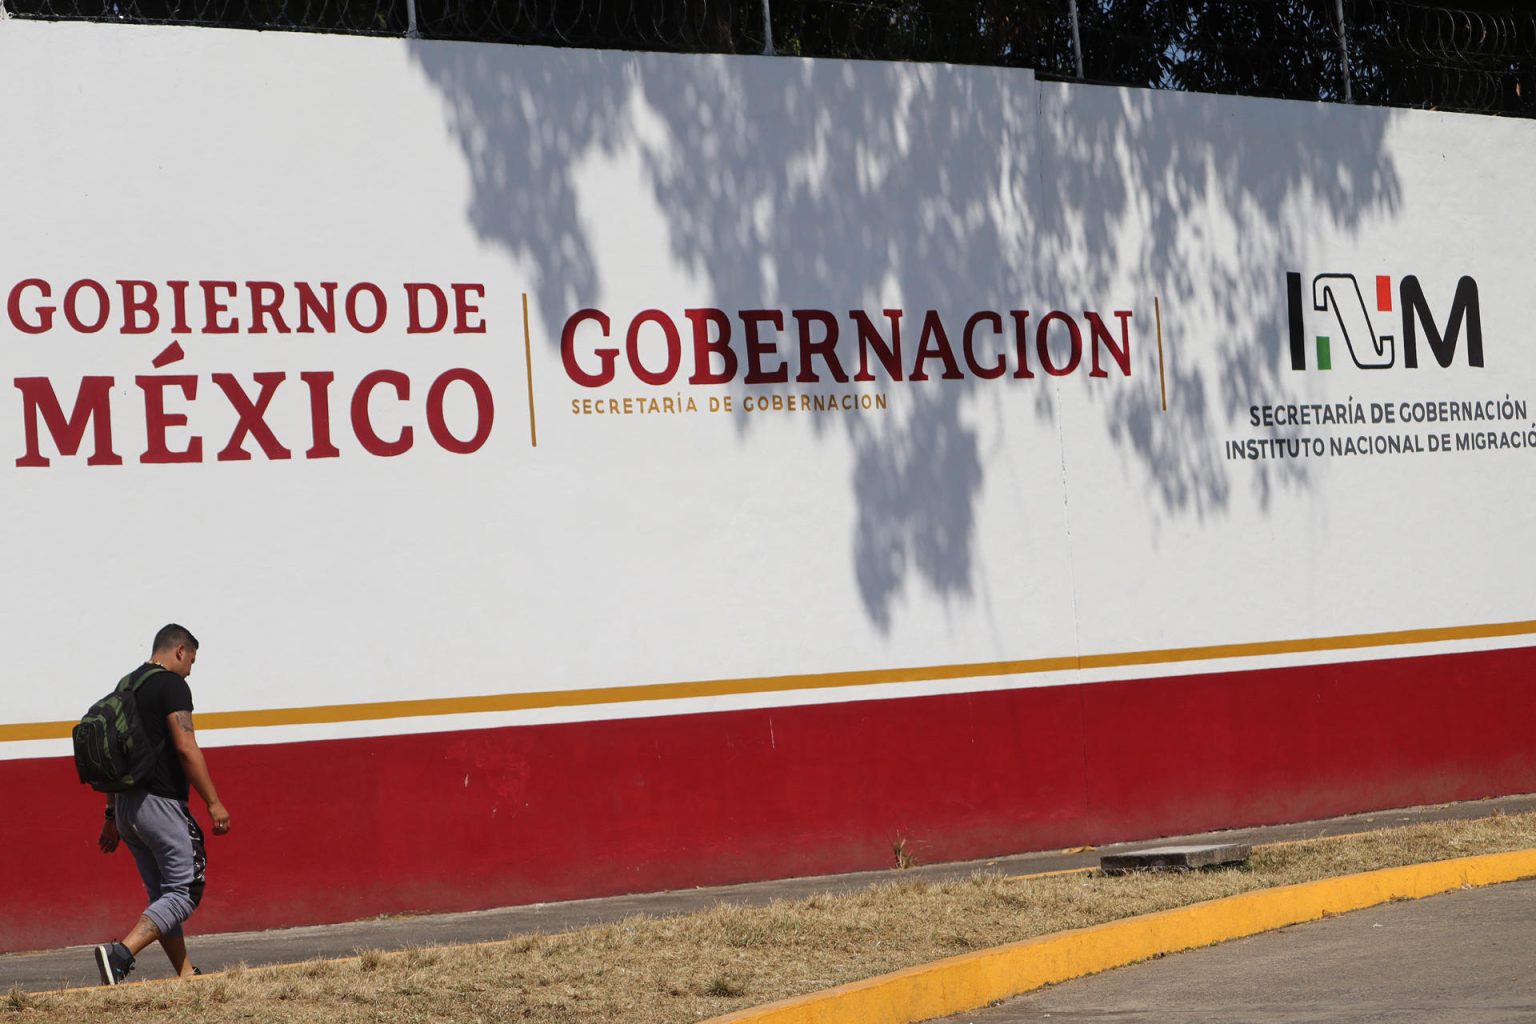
762;0;774;56
405;0;419;39
1069;0;1085;79
1335;0;1353;102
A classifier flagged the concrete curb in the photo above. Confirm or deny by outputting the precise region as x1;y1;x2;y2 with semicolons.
703;847;1536;1024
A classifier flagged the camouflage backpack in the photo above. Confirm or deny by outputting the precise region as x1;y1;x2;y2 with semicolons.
72;666;167;793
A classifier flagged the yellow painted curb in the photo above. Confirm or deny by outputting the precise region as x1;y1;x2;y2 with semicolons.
703;847;1536;1024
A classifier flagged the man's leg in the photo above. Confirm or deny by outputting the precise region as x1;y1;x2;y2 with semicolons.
107;915;193;977
96;793;157;983
135;798;206;959
122;824;199;976
99;793;207;984
120;914;161;956
158;930;194;978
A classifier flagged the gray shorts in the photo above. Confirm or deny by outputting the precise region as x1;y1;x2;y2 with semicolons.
113;791;207;939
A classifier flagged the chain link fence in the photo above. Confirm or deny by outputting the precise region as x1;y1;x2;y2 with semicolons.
3;0;1533;117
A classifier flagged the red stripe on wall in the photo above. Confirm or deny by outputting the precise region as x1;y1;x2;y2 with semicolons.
4;644;1535;953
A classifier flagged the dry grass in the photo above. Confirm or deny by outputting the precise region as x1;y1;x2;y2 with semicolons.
13;813;1536;1024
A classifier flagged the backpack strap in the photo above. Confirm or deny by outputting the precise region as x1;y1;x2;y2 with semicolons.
115;665;169;694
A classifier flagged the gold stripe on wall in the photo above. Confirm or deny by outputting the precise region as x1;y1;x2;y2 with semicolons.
4;618;1534;743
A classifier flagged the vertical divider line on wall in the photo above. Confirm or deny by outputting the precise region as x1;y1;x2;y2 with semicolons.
523;292;538;447
1155;296;1167;412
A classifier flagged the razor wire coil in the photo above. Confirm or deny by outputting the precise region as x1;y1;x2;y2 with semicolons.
5;0;1534;117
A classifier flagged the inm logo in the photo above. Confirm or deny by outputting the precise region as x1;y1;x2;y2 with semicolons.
1285;273;1483;371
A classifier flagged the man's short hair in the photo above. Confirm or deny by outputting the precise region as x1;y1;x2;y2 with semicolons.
152;623;199;654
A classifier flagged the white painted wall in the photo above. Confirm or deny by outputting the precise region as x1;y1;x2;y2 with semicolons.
2;21;1532;756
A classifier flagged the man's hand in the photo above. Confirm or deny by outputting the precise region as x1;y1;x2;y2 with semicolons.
99;819;120;854
208;799;231;835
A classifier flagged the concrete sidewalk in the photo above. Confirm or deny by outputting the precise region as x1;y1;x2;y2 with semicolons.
7;793;1535;992
934;876;1536;1023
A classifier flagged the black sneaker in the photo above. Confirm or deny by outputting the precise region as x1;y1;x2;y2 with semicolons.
93;942;135;986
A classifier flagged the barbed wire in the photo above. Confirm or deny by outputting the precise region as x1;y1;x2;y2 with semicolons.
4;0;406;35
1350;0;1535;113
409;0;761;52
4;0;1533;117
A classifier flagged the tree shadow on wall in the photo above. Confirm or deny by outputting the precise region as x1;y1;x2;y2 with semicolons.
408;41;1400;632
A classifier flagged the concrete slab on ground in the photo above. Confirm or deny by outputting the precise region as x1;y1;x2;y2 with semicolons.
1099;842;1252;873
5;792;1534;992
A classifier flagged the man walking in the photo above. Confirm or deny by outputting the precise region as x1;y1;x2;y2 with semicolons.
94;624;231;985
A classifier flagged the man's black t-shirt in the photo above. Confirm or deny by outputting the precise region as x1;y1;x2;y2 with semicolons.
130;664;194;802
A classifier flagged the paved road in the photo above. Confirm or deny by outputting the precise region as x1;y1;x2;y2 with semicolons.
939;878;1536;1024
5;792;1533;992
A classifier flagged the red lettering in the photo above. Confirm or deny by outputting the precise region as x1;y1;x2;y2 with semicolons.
685;308;737;385
1037;311;1082;376
168;281;192;335
742;310;787;385
151;341;185;368
962;311;1005;379
852;310;902;381
562;309;617;388
63;280;109;334
296;282;337;334
451;283;486;334
136;374;202;464
426;368;494;454
247;282;291;334
405;283;449;334
119;281;159;335
345;283;387;333
14;376;122;467
213;372;292;461
909;310;964;381
6;279;52;334
301;371;341;459
793;309;848;384
3;279;452;337
1086;310;1133;378
626;310;682;386
1010;311;1035;378
351;370;412;456
201;281;239;334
